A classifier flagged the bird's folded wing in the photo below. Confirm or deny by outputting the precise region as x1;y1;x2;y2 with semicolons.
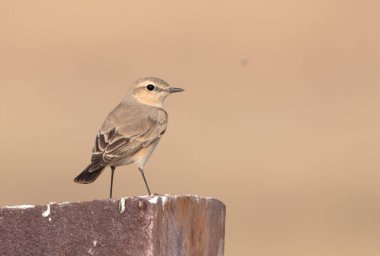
89;109;167;171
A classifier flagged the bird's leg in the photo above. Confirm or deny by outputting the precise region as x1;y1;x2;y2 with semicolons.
138;167;152;195
110;166;116;199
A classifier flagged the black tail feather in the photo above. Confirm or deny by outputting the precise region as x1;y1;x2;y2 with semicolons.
74;164;105;184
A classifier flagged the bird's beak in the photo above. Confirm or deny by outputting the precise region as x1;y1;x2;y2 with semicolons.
167;87;185;93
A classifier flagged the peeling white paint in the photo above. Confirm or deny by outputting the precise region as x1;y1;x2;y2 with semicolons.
161;196;168;205
59;201;71;206
139;195;169;205
148;196;159;204
88;240;97;255
42;203;51;218
137;195;150;200
4;205;35;209
119;197;127;213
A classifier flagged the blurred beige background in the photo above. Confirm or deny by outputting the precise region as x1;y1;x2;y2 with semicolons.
1;1;380;255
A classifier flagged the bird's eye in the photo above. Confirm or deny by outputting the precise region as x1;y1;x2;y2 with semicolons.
146;84;155;91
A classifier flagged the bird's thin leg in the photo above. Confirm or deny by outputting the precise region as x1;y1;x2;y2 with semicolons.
110;166;116;199
138;167;152;195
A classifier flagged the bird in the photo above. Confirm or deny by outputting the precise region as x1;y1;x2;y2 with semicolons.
74;77;184;198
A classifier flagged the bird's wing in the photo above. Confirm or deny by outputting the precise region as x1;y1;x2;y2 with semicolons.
89;106;167;171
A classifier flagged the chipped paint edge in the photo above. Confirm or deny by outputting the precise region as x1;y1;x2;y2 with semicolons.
119;197;128;213
3;205;35;209
42;203;52;218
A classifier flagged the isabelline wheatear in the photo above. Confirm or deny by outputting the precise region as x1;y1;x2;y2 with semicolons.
74;77;184;198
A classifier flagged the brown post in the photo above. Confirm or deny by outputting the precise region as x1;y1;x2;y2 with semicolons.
0;195;225;256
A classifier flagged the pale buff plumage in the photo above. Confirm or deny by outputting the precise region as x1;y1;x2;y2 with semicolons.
74;77;184;197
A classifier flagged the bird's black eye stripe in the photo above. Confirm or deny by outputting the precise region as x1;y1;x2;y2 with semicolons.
146;84;155;91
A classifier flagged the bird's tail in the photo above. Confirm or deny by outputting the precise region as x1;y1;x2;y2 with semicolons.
74;164;105;184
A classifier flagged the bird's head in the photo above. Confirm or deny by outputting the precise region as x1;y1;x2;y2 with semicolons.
129;77;184;107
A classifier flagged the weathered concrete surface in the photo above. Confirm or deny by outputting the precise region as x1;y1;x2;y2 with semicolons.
0;195;225;256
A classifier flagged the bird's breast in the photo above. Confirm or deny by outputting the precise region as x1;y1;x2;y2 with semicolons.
130;138;161;169
112;138;161;169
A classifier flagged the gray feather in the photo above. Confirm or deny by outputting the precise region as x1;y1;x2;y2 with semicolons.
88;98;167;172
